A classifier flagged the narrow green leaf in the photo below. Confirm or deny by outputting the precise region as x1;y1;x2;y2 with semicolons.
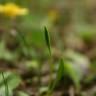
53;58;64;85
48;58;64;94
1;72;9;96
44;26;51;56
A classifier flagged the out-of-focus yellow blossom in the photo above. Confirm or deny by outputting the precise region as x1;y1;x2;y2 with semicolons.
0;3;28;18
48;10;59;22
0;5;4;12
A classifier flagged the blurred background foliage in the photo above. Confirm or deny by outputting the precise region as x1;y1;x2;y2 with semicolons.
0;0;96;96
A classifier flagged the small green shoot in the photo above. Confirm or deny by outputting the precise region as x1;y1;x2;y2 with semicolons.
46;58;81;95
47;58;64;95
1;72;9;96
44;26;52;56
44;26;54;96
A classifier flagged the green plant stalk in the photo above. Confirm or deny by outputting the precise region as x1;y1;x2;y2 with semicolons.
49;55;53;86
44;27;55;95
45;56;54;96
1;72;9;96
44;27;53;79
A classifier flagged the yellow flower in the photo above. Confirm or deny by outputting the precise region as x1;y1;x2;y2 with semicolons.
0;3;29;18
48;10;59;22
0;5;4;12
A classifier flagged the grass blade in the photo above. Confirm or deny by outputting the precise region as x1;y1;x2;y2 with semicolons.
1;72;9;96
47;58;64;95
44;26;52;56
